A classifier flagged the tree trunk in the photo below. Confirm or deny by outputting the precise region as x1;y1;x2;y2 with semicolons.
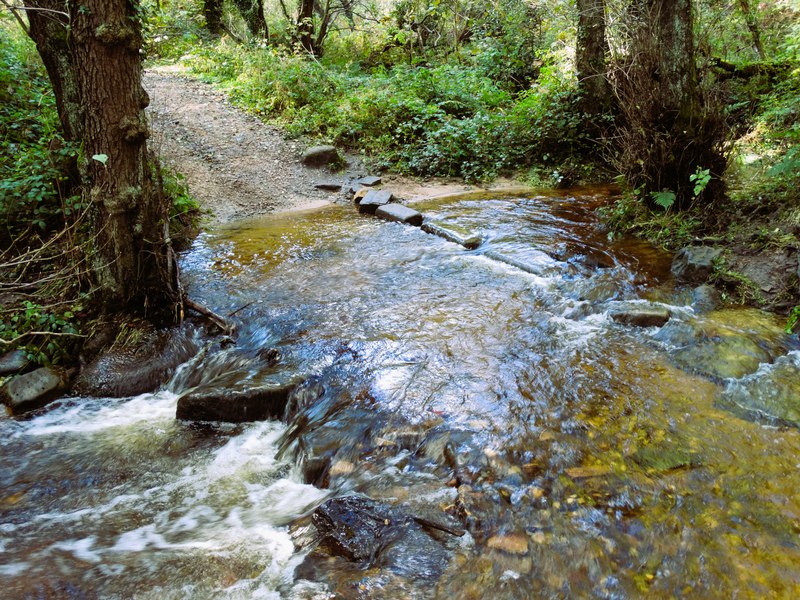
203;0;224;36
69;0;182;324
297;0;316;54
24;1;82;142
738;0;766;60
576;0;610;112
231;0;267;38
613;0;725;209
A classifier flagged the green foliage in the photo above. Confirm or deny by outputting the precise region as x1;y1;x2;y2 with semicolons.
786;306;800;334
0;20;81;239
189;38;599;182
651;190;677;211
0;300;83;366
142;0;207;61
690;168;712;198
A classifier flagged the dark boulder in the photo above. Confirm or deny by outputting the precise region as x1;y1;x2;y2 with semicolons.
671;246;722;284
0;349;30;376
375;204;423;226
301;145;342;168
74;329;200;398
2;367;67;415
357;190;394;214
176;377;302;423
311;496;451;578
610;305;671;328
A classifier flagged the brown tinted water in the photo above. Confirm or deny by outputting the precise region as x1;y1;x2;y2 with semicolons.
1;190;799;598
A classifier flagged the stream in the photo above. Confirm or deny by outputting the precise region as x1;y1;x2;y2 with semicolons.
2;190;800;598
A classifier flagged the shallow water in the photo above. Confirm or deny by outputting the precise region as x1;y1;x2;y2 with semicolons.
2;190;800;598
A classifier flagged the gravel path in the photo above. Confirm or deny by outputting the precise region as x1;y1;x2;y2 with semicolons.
144;65;521;224
144;66;342;223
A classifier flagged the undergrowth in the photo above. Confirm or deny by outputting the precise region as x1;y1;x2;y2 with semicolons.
186;42;603;183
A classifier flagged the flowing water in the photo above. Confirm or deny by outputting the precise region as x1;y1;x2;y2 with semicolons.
2;190;800;598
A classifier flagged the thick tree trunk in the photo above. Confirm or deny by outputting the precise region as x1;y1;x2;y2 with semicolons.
576;0;610;112
69;0;181;324
203;0;224;35
613;0;727;209
24;1;82;141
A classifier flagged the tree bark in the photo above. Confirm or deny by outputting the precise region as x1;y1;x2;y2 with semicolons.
297;0;316;54
576;0;610;112
69;0;182;324
24;1;82;142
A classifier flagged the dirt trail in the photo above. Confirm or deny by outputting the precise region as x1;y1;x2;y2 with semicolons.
145;65;340;222
144;65;521;224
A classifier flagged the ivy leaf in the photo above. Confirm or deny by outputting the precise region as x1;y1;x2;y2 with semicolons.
92;154;109;165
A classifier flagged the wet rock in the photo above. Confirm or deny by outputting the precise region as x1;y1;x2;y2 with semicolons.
311;496;450;579
352;187;370;203
420;222;482;250
357;190;394;214
632;442;702;472
300;145;342;168
691;284;722;313
719;355;800;427
176;378;301;423
672;336;772;380
487;533;529;555
671;246;722;284
0;349;30;375
375;203;423;226
1;367;67;415
652;320;704;348
358;175;382;187
75;329;200;397
313;180;342;191
610;305;671;328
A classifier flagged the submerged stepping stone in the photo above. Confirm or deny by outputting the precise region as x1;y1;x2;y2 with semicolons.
357;189;394;214
420;222;482;250
375;203;423;226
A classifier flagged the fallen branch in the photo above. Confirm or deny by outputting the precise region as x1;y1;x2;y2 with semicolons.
184;298;237;336
0;330;87;346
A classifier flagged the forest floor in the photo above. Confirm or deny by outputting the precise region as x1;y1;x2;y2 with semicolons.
144;65;520;224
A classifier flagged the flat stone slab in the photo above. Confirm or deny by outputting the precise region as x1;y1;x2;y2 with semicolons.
314;180;342;191
176;378;302;423
0;350;29;376
375;203;423;226
358;175;382;187
2;367;67;415
610;307;671;328
357;189;394;214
